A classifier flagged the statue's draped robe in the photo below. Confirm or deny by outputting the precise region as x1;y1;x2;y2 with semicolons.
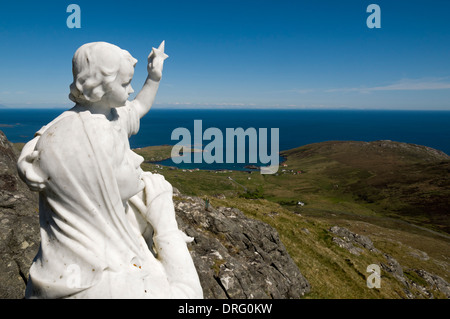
24;104;200;298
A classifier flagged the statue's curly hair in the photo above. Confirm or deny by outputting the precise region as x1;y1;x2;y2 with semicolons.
69;42;137;104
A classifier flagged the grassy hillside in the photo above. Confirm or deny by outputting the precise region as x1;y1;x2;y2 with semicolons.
207;196;449;299
134;140;450;298
280;140;450;234
135;140;450;235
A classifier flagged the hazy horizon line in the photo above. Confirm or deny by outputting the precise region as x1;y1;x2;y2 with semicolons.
1;105;450;111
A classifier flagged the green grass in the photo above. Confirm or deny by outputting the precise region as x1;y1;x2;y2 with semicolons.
134;145;173;162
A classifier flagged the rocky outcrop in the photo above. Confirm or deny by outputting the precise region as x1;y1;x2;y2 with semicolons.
329;225;450;299
412;269;450;298
174;193;310;299
330;225;379;255
0;131;39;298
0;130;309;299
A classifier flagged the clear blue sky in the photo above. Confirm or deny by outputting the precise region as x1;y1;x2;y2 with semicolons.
1;0;449;110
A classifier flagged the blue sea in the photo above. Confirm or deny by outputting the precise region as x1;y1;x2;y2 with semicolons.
1;108;449;170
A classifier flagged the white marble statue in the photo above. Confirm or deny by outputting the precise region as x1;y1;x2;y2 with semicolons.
17;41;203;299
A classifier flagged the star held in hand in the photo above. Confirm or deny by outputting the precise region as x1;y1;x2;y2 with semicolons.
150;40;169;62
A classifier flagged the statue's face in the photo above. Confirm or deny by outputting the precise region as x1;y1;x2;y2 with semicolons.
115;149;145;202
103;60;135;108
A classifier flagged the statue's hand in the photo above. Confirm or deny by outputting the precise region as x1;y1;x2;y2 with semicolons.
147;41;169;81
144;173;172;204
17;151;47;192
143;173;177;234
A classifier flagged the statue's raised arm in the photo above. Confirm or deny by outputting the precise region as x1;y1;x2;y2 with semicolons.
132;41;169;119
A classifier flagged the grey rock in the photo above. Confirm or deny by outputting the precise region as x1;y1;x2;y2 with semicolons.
329;226;379;254
175;195;310;299
0;131;39;299
408;249;430;261
331;237;363;255
381;253;405;283
413;269;450;298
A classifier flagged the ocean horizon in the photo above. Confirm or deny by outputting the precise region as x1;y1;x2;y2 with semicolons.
1;108;449;170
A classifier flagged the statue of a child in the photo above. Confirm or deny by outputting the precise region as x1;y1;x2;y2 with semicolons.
17;41;203;299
